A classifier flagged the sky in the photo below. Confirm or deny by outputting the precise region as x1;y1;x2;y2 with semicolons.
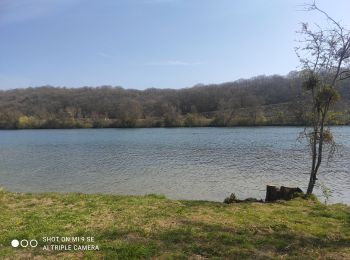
0;0;349;90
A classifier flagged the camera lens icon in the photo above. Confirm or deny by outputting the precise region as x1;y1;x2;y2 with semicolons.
11;239;38;248
11;239;19;248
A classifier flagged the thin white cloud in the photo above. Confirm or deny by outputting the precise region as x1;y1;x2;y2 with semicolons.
97;52;113;58
145;60;204;66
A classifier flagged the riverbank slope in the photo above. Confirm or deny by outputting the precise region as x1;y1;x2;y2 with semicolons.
0;190;349;259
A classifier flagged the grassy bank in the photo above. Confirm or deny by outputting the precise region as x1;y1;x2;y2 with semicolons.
0;190;349;259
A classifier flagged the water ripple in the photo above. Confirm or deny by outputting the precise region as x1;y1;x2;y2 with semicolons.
0;127;349;204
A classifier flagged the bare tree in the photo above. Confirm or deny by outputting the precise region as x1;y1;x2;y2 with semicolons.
217;98;240;126
296;1;350;194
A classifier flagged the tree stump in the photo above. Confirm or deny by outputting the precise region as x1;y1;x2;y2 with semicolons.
265;185;281;202
265;185;303;202
280;186;303;200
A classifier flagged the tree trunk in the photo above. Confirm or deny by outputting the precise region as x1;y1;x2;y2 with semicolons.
306;110;327;195
307;170;316;194
307;126;318;195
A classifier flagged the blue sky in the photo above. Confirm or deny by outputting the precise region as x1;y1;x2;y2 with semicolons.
0;0;349;89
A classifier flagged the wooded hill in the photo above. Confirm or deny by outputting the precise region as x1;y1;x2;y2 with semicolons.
0;71;349;129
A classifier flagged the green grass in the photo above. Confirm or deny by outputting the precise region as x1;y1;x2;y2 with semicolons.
0;189;349;259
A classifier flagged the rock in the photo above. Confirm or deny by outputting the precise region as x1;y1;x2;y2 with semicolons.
224;194;264;204
265;185;303;202
243;197;264;203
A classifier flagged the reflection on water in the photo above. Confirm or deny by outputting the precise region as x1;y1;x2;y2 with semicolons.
0;127;349;204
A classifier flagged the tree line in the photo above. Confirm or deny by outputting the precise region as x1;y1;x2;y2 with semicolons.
0;71;349;129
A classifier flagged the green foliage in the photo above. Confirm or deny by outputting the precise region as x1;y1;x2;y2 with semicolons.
16;116;41;129
318;182;333;205
316;85;340;107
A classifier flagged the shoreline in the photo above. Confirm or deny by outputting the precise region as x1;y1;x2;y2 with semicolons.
1;124;350;130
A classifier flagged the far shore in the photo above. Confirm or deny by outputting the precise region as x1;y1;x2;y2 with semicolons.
1;123;350;130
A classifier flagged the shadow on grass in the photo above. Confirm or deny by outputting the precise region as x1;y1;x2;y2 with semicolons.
156;219;349;258
96;214;350;259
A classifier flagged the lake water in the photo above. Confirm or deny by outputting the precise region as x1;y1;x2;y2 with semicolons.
0;127;349;204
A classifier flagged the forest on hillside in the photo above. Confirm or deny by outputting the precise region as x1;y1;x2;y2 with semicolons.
0;71;349;129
